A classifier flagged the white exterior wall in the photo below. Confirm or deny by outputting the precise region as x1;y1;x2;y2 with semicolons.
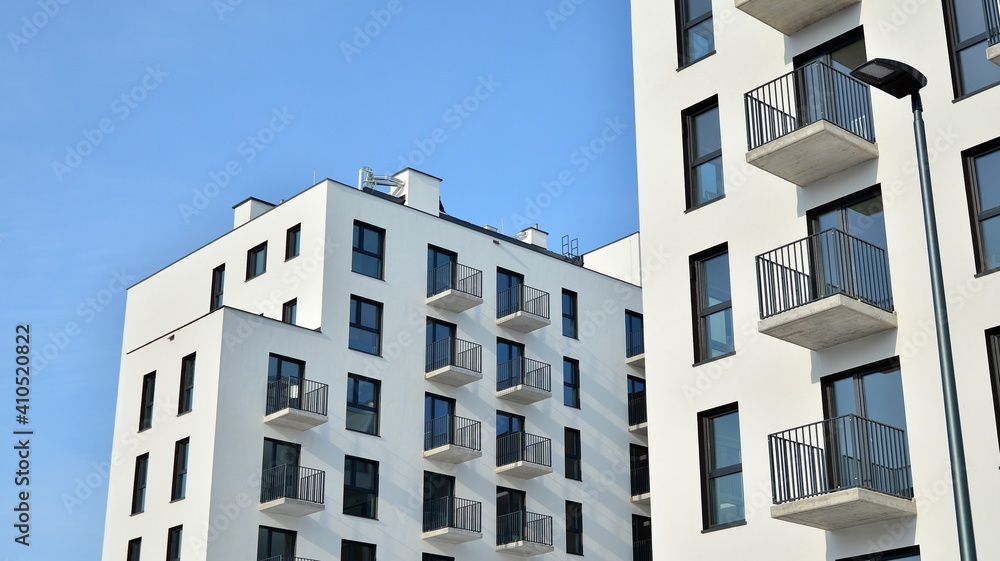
582;233;643;286
631;1;1000;560
103;178;645;560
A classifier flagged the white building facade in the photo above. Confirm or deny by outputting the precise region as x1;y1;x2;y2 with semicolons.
631;1;1000;560
101;169;649;561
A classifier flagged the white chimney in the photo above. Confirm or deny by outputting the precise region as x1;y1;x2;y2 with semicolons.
232;197;276;228
391;168;442;216
516;225;548;249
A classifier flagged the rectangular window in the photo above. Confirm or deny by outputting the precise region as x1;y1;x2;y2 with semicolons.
944;0;1000;97
210;264;225;311
126;538;141;561
683;97;724;208
343;456;379;519
561;289;578;338
285;224;301;260
692;245;734;362
990;328;1000;450
563;358;580;408
965;140;1000;273
352;221;385;279
258;526;296;561
632;515;652;560
565;427;582;481
246;242;267;280
171;438;189;501
282;299;297;325
138;372;155;431
566;501;583;555
349;296;382;355
423;554;454;561
166;526;182;561
131;453;148;515
625;310;644;357
630;444;650;497
677;0;714;66
699;404;744;529
346;374;380;435
177;353;195;415
341;540;376;561
837;546;919;561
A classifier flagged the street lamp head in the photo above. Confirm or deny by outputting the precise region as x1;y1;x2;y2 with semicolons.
851;58;927;99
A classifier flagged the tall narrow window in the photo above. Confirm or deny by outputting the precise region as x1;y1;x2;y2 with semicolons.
343;456;379;519
166;526;182;561
566;501;584;555
677;0;714;66
341;540;376;561
348;296;382;355
564;427;582;481
126;538;141;561
563;358;580;408
683;97;724;208
699;404;744;529
629;444;650;498
282;299;297;325
352;221;385;279
965;140;1000;273
632;515;652;561
628;376;647;427
943;0;1000;97
131;453;148;515
171;438;189;501
692;245;734;362
562;289;578;338
210;264;225;311
989;328;1000;449
625;310;644;358
285;224;301;260
177;353;195;415
346;374;380;436
246;242;267;280
138;372;155;431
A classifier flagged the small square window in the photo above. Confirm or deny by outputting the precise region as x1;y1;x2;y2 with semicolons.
285;224;301;260
353;221;385;279
246;242;267;280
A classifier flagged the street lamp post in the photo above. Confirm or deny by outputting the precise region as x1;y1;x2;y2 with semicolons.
850;58;978;561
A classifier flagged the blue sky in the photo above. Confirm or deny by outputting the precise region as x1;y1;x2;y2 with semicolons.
0;2;637;558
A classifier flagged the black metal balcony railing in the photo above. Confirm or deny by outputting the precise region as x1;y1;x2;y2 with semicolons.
756;228;893;319
768;414;913;505
265;377;329;417
626;328;644;358
260;557;320;561
496;511;553;547
496;285;550;320
632;539;653;561
428;262;483;299
260;464;325;504
987;0;1000;46
424;414;482;452
628;394;648;427
745;61;875;151
497;357;551;393
630;465;651;497
496;432;552;468
423;496;482;533
426;338;483;373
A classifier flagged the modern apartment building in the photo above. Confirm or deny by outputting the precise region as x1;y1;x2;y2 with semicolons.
631;0;1000;560
100;169;650;561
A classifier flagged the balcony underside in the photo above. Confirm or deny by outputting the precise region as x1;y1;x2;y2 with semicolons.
496;541;555;557
427;289;483;313
735;0;860;35
425;365;483;387
629;422;648;436
989;43;1000;67
497;384;551;405
496;311;550;333
423;444;482;464
771;487;917;530
758;294;897;350
626;353;645;369
422;527;482;543
496;461;553;479
746;120;878;186
263;408;328;431
259;497;325;517
630;493;651;505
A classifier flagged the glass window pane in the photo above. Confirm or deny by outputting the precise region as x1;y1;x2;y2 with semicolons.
347;408;377;434
958;42;1000;94
349;329;379;354
685;19;715;63
684;0;712;20
692;157;724;206
709;473;745;525
954;0;987;42
360;302;378;327
363;230;381;254
705;308;734;358
846;195;887;248
693;107;721;159
983;215;1000;270
975;150;1000;211
711;412;742;469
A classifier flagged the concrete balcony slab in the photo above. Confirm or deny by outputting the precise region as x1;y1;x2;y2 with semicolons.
496;311;550;333
259;497;324;517
425;364;483;387
735;0;860;35
263;408;328;431
423;444;482;464
496;461;553;480
496;541;555;557
497;384;551;405
422;527;482;543
758;294;896;350
771;487;917;530
746;120;878;186
427;289;483;313
989;43;1000;67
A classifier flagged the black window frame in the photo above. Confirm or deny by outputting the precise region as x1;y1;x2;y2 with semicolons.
166;525;182;561
422;554;455;561
563;357;580;409
352;220;385;280
990;327;1000;451
564;427;582;481
676;0;715;67
683;96;724;209
348;295;383;356
139;372;155;431
285;223;301;260
343;456;379;519
561;289;578;338
246;242;268;280
698;403;744;530
964;138;1000;275
131;453;149;515
258;525;297;561
171;437;189;502
177;353;195;415
836;545;920;561
346;374;381;436
566;500;584;555
210;264;225;311
341;540;376;561
282;298;297;325
691;244;734;363
127;537;141;561
942;0;1000;98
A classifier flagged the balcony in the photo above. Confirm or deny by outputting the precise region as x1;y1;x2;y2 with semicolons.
756;229;896;350
633;540;653;561
735;0;859;35
496;511;554;556
425;338;483;387
259;465;325;517
496;285;550;332
628;394;648;436
260;557;320;561
769;414;916;530
427;262;483;313
745;61;877;186
422;496;483;543
630;466;651;505
496;432;552;479
496;357;552;404
423;415;482;464
626;328;645;369
263;377;329;430
988;0;1000;65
